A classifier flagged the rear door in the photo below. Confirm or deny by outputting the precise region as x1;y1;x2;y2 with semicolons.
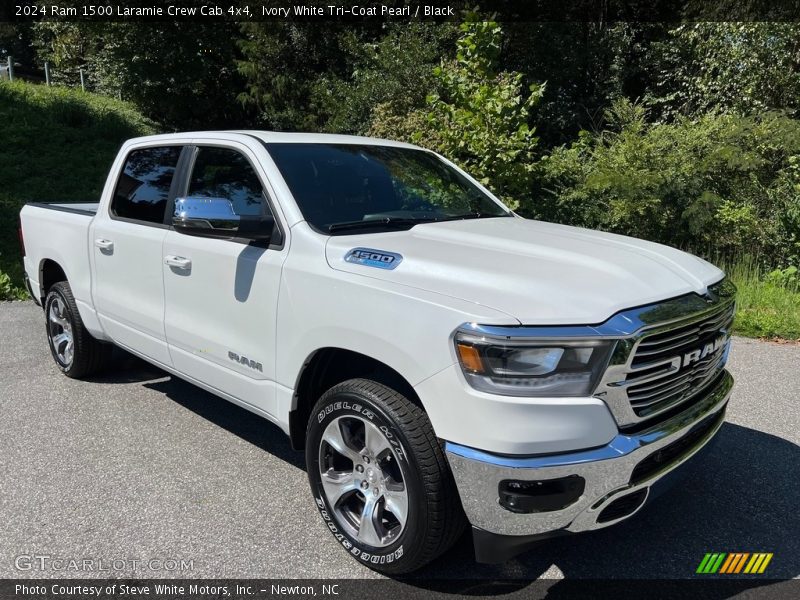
162;142;287;417
90;144;186;366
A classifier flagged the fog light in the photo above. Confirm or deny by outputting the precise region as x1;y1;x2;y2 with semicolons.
499;476;585;514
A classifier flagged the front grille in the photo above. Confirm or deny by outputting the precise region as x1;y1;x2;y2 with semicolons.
625;303;734;418
630;304;734;367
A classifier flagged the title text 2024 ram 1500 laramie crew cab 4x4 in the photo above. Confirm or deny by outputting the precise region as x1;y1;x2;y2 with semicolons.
19;132;736;574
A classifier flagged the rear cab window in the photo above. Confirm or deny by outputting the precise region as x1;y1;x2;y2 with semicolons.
110;146;182;224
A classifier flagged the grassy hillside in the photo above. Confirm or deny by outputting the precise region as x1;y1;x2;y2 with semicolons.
0;81;156;299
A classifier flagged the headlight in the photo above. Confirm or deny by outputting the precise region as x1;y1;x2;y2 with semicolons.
455;332;615;397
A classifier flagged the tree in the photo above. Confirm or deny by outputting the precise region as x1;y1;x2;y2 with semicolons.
236;22;358;131
31;22;246;129
648;23;800;119
313;23;456;135
93;23;246;129
370;15;543;209
30;22;101;86
0;23;36;67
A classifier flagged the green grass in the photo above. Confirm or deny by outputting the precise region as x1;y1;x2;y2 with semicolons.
725;259;800;341
0;80;157;299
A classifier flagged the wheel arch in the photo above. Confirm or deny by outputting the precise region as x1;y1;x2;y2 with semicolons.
289;347;423;451
39;258;68;303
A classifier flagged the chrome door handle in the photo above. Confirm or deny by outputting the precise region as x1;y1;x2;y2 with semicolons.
164;255;192;269
94;238;114;251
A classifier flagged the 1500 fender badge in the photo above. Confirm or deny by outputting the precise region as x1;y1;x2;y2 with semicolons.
344;248;403;270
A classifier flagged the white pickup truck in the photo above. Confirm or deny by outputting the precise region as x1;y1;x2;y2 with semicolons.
19;131;735;573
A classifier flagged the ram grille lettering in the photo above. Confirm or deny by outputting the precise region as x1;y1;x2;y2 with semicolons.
681;335;727;369
344;248;403;270
228;351;263;372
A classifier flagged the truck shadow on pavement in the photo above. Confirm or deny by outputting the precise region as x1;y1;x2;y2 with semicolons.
96;355;798;592
88;351;305;469
87;347;174;384
118;364;307;471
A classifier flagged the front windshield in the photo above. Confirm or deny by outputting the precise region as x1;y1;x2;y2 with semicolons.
265;143;511;233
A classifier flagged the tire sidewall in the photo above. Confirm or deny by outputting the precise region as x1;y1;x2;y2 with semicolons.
44;285;75;375
306;386;426;571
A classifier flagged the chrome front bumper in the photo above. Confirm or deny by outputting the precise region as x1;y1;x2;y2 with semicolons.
445;370;733;538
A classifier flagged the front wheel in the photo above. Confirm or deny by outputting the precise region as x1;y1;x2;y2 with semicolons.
306;378;465;574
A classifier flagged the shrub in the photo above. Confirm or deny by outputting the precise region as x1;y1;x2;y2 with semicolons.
0;269;27;301
765;266;799;292
536;101;800;265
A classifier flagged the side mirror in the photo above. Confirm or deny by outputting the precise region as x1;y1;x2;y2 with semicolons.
173;197;274;242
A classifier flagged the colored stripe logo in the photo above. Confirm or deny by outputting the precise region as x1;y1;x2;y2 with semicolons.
696;552;773;574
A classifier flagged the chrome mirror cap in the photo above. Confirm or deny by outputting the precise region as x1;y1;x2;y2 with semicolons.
173;197;240;232
172;196;275;242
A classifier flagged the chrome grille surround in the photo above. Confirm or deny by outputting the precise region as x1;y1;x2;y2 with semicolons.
596;278;736;427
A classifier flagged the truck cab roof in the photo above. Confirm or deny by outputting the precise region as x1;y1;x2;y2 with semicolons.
124;130;421;150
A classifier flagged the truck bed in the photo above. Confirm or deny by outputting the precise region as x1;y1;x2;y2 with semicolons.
20;201;97;307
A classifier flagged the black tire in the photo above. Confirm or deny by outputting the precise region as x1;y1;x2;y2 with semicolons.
306;378;466;574
44;281;110;378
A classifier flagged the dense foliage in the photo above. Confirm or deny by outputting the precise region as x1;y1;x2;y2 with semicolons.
3;18;800;279
370;16;542;208
28;22;246;128
536;103;800;264
647;23;800;120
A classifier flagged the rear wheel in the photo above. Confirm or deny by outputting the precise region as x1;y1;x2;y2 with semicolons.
306;378;465;574
44;281;110;378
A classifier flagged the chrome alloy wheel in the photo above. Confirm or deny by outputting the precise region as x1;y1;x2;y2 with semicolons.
48;296;74;367
319;415;409;548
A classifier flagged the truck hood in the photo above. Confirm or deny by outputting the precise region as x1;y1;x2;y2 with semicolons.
324;217;724;325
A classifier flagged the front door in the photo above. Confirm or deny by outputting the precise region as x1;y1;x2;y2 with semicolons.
162;143;287;417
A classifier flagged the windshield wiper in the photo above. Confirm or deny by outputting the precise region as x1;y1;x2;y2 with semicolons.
439;211;510;222
328;217;439;233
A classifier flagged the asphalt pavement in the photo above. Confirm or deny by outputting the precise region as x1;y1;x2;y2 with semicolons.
0;301;798;583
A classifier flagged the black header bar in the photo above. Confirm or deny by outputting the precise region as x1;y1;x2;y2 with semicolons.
4;0;800;23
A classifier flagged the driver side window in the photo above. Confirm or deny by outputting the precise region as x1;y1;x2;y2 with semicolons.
188;147;267;217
